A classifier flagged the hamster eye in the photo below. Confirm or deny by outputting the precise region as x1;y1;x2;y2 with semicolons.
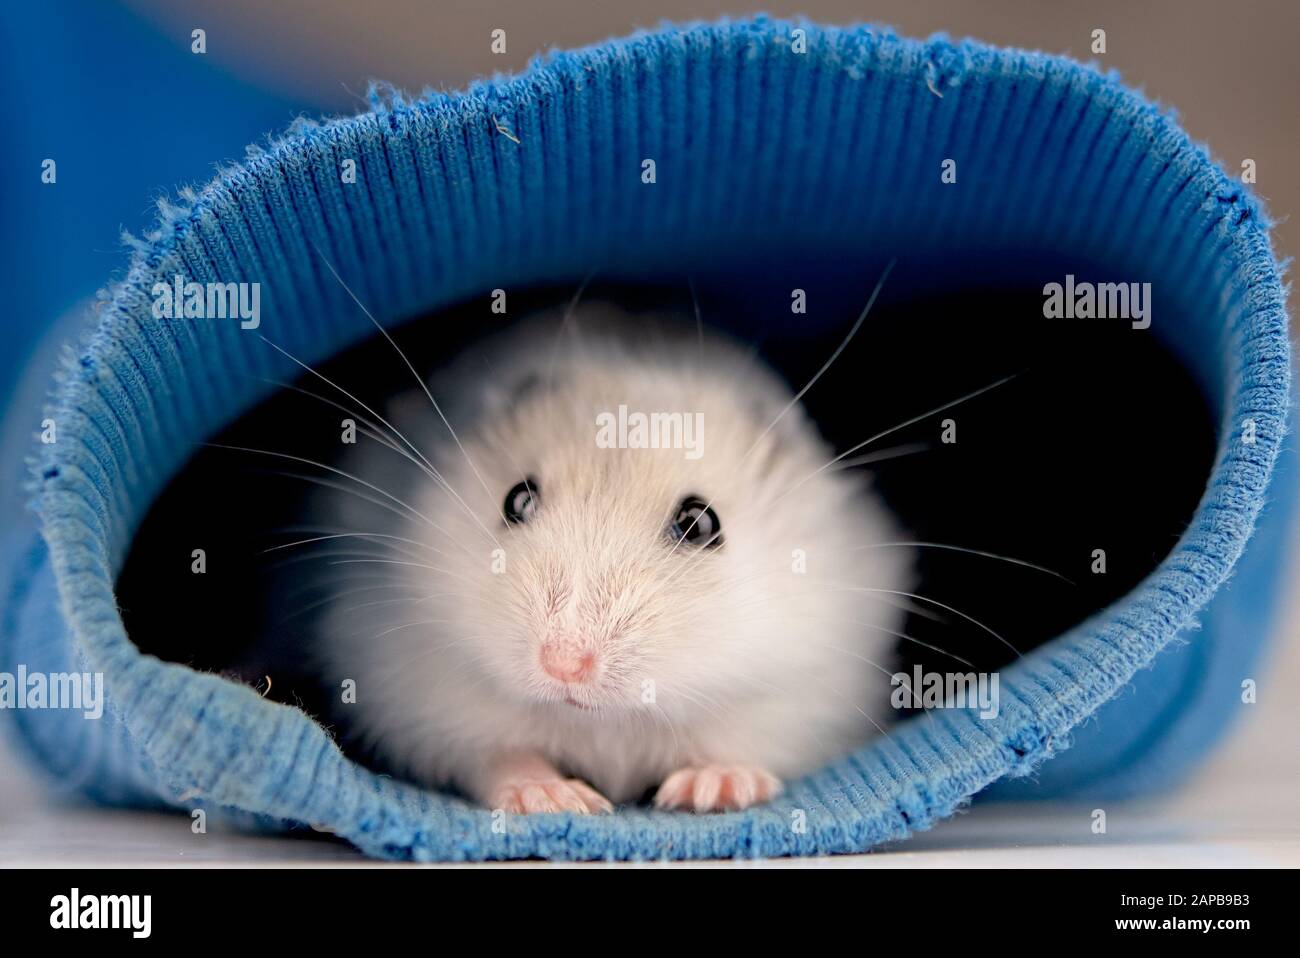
505;478;539;524
668;496;723;549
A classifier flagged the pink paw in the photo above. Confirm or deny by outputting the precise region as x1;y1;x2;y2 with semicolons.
653;765;782;812
489;777;614;815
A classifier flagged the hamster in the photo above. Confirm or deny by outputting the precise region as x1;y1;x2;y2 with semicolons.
301;304;912;813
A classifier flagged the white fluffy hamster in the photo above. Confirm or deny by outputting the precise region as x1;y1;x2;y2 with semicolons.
306;304;912;813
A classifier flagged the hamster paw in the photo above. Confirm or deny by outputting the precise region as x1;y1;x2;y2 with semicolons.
653;765;783;812
477;751;613;815
488;777;614;815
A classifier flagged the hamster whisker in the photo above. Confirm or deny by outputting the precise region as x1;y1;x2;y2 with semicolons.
720;581;949;631
266;547;411;569
331;593;469;617
366;618;454;641
755;607;978;669
274;379;441;486
279;586;444;622
715;573;881;611
844;620;975;668
326;557;480;585
257;337;503;550
272;559;476;594
691;667;840;758
828;441;934;471
281;574;418;604
723;576;970;638
260;378;444;485
265;541;436;571
661;259;897;565
686;274;705;363
662;683;730;724
797;650;954;732
537;272;598;463
337;415;510;556
819;642;911;683
785;662;894;741
264;471;483;564
287;580;425;602
373;650;501;713
314;245;509;531
743;259;896;464
646;703;682;755
271;521;445;543
406;590;473;606
637;535;724;607
373;636;497;693
836;586;1022;660
289;553;483;590
273;550;480;589
262;531;458;563
838;541;1075;585
870;594;952;624
261;378;411;461
770;371;1020;508
626;704;654;748
421;660;498;704
545;270;597;387
206;441;452;539
346;418;488;518
256;337;432;471
292;387;498;549
274;542;433;562
722;669;786;697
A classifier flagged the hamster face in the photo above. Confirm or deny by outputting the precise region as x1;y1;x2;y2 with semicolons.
453;388;783;716
314;308;912;804
402;324;907;727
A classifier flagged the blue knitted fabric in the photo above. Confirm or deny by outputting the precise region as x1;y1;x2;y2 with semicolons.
2;17;1292;860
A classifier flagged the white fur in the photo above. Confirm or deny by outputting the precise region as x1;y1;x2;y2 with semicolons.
309;306;912;806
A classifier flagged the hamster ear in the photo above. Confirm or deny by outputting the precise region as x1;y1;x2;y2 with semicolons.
480;369;553;415
753;393;813;444
478;380;512;414
749;394;823;472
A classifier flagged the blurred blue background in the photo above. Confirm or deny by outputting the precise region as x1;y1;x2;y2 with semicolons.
0;0;306;408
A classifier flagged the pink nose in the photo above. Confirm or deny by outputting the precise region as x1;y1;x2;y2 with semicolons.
540;643;596;684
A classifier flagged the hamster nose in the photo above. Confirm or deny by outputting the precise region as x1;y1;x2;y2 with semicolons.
539;642;596;684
